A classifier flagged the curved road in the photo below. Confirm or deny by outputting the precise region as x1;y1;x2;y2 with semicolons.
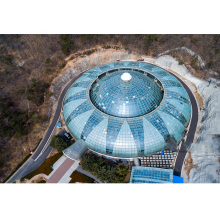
170;73;198;176
6;61;198;183
6;70;86;183
150;63;198;176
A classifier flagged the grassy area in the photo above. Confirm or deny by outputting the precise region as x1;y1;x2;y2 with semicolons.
3;138;42;183
23;153;63;180
69;171;94;183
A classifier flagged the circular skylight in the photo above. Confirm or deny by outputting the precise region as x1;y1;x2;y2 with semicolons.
90;69;163;118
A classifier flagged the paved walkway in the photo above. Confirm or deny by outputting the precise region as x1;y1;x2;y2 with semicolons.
58;160;79;183
47;158;75;183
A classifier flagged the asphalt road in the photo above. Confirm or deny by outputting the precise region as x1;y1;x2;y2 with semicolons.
6;71;85;183
7;147;52;183
32;71;85;160
152;65;198;176
171;74;198;176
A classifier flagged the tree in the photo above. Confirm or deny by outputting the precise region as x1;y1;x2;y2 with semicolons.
91;162;99;174
116;164;129;176
97;165;107;181
106;166;117;183
81;155;95;171
45;58;51;64
59;34;74;55
97;157;105;166
81;155;128;183
145;34;158;53
50;135;69;153
112;175;125;183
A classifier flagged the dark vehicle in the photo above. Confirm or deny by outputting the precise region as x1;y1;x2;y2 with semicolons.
64;132;71;140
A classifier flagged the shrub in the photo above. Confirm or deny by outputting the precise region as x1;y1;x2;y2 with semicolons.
191;55;199;69
31;78;37;84
83;49;96;56
191;37;199;44
59;34;71;42
45;67;52;74
45;58;51;64
50;135;69;153
206;60;214;69
33;97;41;104
17;88;25;94
4;69;9;75
44;83;50;89
0;54;13;65
103;45;111;49
215;49;220;54
178;58;184;65
59;62;66;69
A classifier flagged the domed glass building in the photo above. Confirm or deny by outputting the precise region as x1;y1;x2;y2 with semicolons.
63;61;191;158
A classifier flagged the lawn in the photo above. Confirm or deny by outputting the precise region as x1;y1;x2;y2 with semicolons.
23;153;63;180
69;171;94;183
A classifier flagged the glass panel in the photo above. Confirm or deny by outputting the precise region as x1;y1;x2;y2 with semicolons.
106;117;124;155
81;110;106;140
63;90;87;105
130;167;173;183
159;100;188;127
144;111;170;141
66;100;93;125
127;118;144;156
90;69;163;117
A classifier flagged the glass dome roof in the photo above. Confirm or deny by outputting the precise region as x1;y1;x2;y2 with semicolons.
90;69;163;118
63;61;192;158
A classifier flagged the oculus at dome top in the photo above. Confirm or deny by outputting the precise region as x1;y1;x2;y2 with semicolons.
63;61;191;159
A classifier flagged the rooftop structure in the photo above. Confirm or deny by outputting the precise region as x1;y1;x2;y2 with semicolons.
63;139;88;161
90;69;163;118
63;61;191;159
121;72;132;82
129;166;173;183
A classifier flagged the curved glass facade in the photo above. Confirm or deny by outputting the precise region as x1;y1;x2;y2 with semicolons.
63;61;192;158
90;69;163;118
